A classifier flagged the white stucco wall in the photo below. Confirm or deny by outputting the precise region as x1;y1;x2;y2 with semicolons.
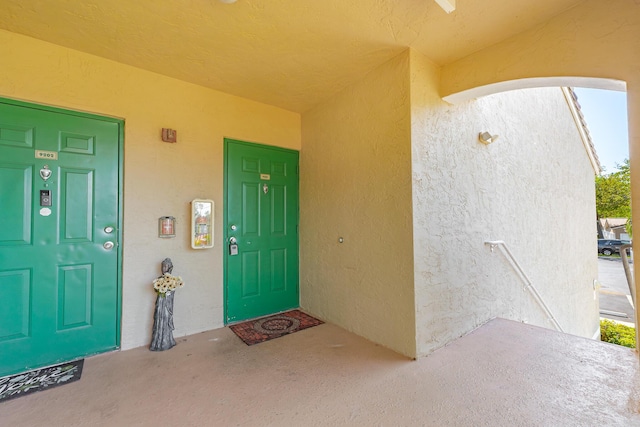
300;52;417;358
439;0;640;337
411;51;599;357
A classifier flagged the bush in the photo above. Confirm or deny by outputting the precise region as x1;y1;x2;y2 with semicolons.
600;319;636;348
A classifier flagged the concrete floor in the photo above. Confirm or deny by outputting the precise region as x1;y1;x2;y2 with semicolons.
1;318;639;426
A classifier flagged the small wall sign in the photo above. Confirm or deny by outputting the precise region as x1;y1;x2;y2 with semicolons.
191;199;214;249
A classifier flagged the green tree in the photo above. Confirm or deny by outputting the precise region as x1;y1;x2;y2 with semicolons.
595;159;632;235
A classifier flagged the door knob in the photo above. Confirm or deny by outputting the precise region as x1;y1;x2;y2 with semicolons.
104;226;115;234
103;241;115;250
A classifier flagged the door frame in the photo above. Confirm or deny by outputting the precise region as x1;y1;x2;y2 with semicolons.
223;138;300;324
0;96;124;348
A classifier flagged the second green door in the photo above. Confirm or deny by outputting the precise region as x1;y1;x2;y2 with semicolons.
224;140;299;323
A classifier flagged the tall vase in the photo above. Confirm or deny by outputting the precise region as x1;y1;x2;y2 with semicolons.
149;292;176;351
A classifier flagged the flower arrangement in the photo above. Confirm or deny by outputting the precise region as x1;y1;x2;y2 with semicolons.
152;273;184;297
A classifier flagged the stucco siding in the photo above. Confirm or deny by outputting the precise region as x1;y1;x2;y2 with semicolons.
0;29;301;350
411;50;599;357
0;29;601;359
300;51;417;358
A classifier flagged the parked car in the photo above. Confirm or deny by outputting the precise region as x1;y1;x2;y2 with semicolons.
598;239;631;256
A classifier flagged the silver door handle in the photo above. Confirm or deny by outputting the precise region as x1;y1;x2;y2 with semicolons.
103;241;114;250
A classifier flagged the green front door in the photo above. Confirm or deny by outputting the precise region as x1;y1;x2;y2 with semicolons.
224;139;299;323
0;100;122;377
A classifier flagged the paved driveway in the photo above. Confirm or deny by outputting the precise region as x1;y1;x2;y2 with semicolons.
598;257;635;325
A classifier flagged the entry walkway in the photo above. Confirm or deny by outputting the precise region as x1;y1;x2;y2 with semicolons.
1;318;639;426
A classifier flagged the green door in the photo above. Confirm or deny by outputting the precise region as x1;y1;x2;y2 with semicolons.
224;139;299;323
0;100;122;377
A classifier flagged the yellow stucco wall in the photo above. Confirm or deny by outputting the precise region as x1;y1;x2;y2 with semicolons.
0;29;301;350
1;2;622;357
440;0;638;99
300;51;417;358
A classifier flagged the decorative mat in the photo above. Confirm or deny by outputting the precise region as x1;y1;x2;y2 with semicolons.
230;310;324;345
0;359;84;403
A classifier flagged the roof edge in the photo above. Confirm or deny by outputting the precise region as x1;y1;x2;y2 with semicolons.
561;87;602;175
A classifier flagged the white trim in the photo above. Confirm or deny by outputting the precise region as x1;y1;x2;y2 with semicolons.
435;0;455;14
561;87;602;175
442;77;626;105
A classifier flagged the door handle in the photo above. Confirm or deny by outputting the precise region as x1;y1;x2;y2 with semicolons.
103;241;115;250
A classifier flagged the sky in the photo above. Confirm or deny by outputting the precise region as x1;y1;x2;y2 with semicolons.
572;87;628;174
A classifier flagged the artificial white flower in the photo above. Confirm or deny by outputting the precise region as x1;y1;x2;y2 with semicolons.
152;273;185;296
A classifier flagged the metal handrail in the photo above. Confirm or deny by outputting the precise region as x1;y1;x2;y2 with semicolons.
485;240;564;332
620;245;640;354
619;244;636;308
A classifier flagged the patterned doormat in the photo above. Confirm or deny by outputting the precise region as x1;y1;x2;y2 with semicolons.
229;310;324;345
0;359;84;403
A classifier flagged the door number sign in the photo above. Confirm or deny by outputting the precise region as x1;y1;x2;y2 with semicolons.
35;150;58;160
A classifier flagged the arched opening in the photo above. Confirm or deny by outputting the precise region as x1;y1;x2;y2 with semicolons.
442;77;626;105
442;77;637;351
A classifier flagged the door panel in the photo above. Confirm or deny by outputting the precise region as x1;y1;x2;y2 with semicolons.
57;264;93;329
0;269;31;341
225;140;299;323
0;164;32;245
0;123;34;148
0;101;121;376
60;168;94;242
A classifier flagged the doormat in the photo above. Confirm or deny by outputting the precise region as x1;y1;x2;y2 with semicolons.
0;359;84;403
229;310;324;345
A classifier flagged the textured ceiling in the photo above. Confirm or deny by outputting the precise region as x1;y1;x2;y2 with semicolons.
0;0;584;112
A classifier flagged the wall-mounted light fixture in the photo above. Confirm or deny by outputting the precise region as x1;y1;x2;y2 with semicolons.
161;128;177;143
478;132;499;145
158;216;176;238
